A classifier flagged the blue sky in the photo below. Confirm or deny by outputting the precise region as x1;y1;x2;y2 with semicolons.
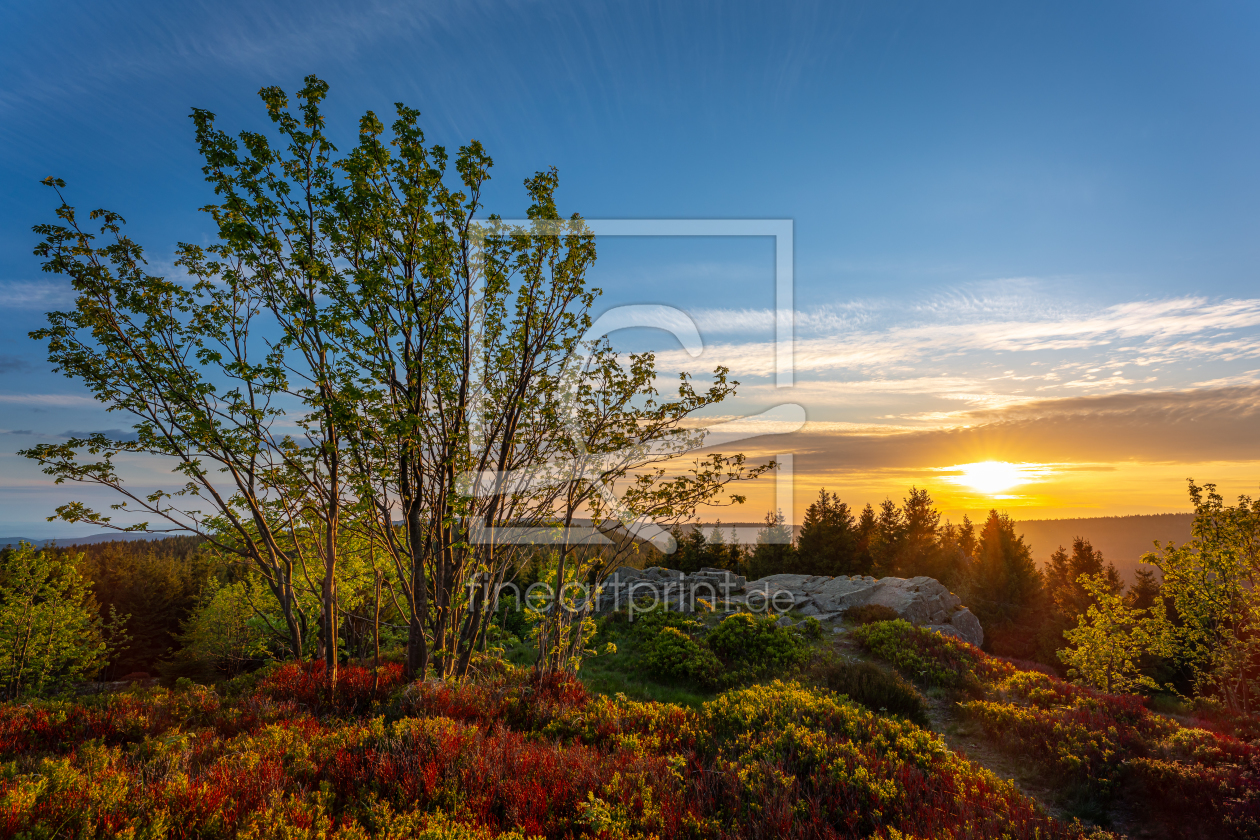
3;0;1260;533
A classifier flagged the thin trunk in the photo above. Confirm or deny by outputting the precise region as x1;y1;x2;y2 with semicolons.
373;570;382;694
405;494;429;680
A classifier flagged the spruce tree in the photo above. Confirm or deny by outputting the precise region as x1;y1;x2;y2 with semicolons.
898;487;942;579
855;504;877;575
870;499;907;577
797;489;860;576
970;510;1045;656
746;510;797;579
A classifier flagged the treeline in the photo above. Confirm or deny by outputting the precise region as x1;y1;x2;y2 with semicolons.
0;538;218;691
653;487;1168;673
0;534;425;693
1015;513;1194;583
0;484;1222;703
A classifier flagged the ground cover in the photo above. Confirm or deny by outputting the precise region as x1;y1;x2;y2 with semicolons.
0;652;1116;839
852;619;1260;839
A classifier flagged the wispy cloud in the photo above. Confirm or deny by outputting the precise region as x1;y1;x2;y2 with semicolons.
0;393;98;407
659;295;1260;377
0;280;74;310
729;385;1260;471
0;356;33;374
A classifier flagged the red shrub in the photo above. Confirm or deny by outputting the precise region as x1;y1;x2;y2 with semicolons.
259;660;405;715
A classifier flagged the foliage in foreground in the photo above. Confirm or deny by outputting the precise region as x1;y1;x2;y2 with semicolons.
852;619;1015;690
856;618;1260;837
0;660;1111;840
808;655;929;727
0;543;114;701
627;610;814;692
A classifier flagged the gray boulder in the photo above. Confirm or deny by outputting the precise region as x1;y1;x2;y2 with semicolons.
591;564;983;647
745;572;982;648
864;576;962;626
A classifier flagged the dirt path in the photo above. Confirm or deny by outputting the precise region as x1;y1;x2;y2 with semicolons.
923;695;1077;823
829;633;1143;837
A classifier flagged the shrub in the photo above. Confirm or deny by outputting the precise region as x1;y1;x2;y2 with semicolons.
704;613;811;685
844;603;900;625
797;616;824;640
853;619;1014;690
687;681;1093;840
812;657;929;726
1128;754;1260;838
0;663;1124;840
640;626;723;690
1189;696;1260;742
960;666;1260;836
260;660;406;715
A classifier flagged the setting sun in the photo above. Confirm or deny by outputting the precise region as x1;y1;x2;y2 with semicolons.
948;461;1038;495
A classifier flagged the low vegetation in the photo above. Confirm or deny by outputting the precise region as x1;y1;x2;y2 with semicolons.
856;619;1260;838
0;658;1123;840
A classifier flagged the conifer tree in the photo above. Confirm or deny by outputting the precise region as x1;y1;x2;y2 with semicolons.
1045;537;1123;619
855;504;877;575
1126;568;1162;612
870;499;907;577
746;509;796;579
796;489;860;576
969;510;1044;656
898;487;942;579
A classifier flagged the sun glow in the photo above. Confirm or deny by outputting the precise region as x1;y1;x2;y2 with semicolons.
947;461;1042;495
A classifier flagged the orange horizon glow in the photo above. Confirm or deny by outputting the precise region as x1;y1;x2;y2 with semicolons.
692;457;1260;524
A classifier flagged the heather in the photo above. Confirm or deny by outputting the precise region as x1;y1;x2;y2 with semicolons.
0;660;1117;840
856;619;1260;837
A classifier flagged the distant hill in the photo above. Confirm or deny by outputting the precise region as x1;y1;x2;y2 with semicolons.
1014;514;1194;584
5;518;1190;585
0;532;170;548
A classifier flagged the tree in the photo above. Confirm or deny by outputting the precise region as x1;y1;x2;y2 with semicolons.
1045;537;1122;620
75;537;215;676
24;76;767;683
855;503;877;575
969;510;1044;657
869;499;906;577
173;579;272;677
935;515;976;589
896;487;941;578
796;489;860;576
1143;481;1260;713
746;510;796;580
1127;568;1162;612
1037;536;1124;664
659;524;740;575
1058;572;1163;695
0;544;113;699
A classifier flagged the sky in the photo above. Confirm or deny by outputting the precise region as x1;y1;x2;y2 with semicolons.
2;0;1259;535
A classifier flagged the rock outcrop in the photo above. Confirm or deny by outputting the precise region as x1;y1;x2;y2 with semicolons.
597;566;983;647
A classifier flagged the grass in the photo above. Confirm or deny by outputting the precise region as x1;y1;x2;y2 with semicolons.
575;654;713;707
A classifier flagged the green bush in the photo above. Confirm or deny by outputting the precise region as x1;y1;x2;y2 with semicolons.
852;619;1014;690
812;657;929;726
705;613;811;685
640;626;723;689
844;603;900;625
797;616;824;640
627;605;704;638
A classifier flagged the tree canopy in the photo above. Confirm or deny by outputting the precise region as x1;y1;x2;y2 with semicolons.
22;76;768;683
